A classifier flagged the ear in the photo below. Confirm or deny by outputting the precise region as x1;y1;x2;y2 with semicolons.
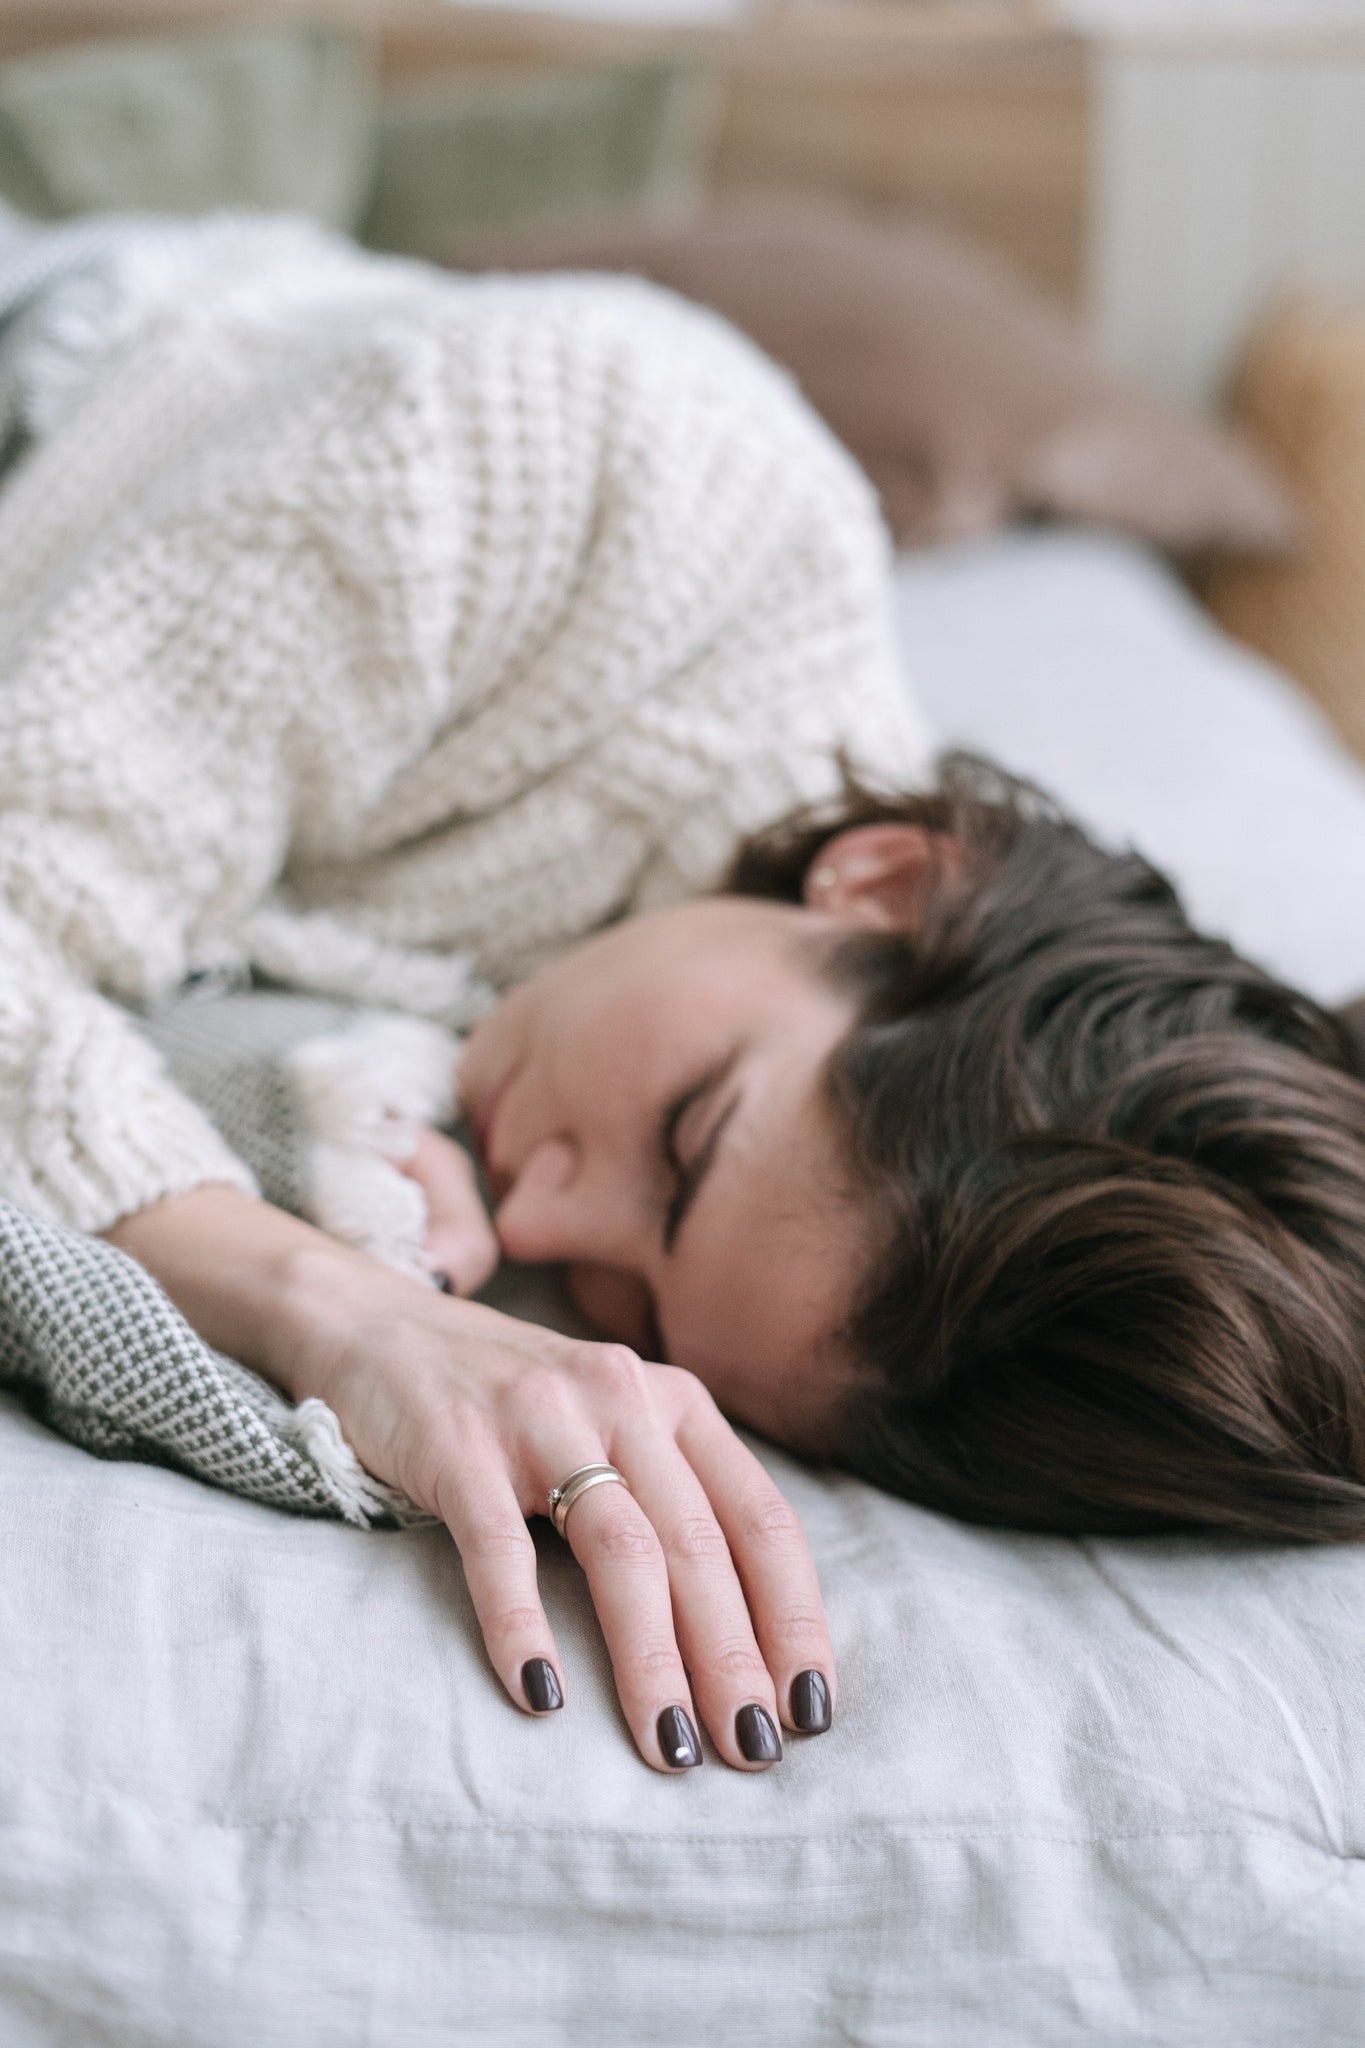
801;824;963;931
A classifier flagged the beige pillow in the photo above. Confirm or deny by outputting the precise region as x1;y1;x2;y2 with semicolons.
459;198;1296;557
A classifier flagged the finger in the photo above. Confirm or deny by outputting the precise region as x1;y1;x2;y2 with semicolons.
431;1427;566;1719
680;1403;836;1736
431;1216;500;1297
558;1479;705;1775
620;1429;784;1770
400;1130;500;1294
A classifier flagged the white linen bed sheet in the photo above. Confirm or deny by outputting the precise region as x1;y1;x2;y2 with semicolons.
3;530;1365;2048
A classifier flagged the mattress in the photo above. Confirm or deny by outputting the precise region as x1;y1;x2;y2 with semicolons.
3;530;1365;2047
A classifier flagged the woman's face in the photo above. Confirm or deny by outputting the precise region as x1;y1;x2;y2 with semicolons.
459;897;869;1449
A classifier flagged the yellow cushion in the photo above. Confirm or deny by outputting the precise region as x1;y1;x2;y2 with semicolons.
1208;299;1365;764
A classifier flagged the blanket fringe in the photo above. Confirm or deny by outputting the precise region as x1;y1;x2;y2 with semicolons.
283;1397;434;1528
285;1013;462;1282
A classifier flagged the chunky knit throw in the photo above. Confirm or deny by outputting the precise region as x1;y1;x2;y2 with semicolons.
0;205;927;1242
0;208;927;1514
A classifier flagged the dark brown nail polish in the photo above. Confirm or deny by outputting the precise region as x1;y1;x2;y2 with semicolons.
736;1703;782;1765
790;1670;832;1734
657;1705;703;1770
521;1658;562;1713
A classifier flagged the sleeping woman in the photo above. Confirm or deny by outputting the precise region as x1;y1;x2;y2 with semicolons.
2;209;1364;1778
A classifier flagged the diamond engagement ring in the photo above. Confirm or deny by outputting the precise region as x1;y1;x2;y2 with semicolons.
547;1462;631;1539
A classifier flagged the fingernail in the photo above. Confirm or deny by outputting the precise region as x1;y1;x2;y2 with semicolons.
657;1705;703;1771
790;1670;832;1734
521;1658;563;1713
735;1703;782;1765
434;1271;455;1294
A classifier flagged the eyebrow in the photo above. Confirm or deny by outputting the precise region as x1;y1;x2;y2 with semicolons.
662;1056;742;1255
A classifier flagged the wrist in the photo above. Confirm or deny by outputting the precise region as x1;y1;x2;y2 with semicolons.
269;1240;395;1402
105;1184;378;1397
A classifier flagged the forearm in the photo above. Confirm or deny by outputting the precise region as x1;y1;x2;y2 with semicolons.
102;1184;374;1399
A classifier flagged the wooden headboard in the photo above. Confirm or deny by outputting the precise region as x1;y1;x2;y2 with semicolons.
1;1;1363;402
0;2;1092;305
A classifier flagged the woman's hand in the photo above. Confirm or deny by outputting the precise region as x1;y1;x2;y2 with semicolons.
287;1260;836;1773
106;1186;836;1775
397;1126;500;1296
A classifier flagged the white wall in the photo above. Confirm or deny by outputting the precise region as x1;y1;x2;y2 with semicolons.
1090;49;1365;407
1065;1;1365;27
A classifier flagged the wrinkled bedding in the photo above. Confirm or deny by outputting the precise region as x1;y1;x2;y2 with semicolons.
4;530;1365;2047
6;1388;1365;2048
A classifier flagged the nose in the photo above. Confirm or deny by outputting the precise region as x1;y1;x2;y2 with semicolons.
493;1135;584;1264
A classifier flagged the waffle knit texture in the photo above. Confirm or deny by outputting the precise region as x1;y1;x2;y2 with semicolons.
0;985;457;1526
0;207;928;1239
0;1193;419;1525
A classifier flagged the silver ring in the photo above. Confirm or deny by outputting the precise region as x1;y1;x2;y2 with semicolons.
547;1462;630;1539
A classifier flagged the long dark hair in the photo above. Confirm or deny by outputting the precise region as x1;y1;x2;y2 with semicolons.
731;755;1365;1540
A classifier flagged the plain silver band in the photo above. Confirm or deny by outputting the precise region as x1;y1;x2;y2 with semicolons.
548;1463;630;1540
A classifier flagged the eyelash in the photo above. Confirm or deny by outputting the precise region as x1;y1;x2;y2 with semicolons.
659;1079;707;1247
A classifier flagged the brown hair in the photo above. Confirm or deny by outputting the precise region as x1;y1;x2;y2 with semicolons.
731;755;1365;1540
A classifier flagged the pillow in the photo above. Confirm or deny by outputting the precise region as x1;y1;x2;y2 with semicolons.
360;62;715;260
1206;297;1365;764
460;198;1298;558
0;22;375;228
895;526;1365;1008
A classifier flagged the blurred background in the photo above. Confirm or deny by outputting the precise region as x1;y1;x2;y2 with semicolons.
1;0;1364;775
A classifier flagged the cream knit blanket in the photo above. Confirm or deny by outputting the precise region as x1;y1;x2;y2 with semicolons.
0;210;928;1513
0;207;927;1242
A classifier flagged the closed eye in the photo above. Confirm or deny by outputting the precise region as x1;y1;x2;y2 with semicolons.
660;1054;742;1254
